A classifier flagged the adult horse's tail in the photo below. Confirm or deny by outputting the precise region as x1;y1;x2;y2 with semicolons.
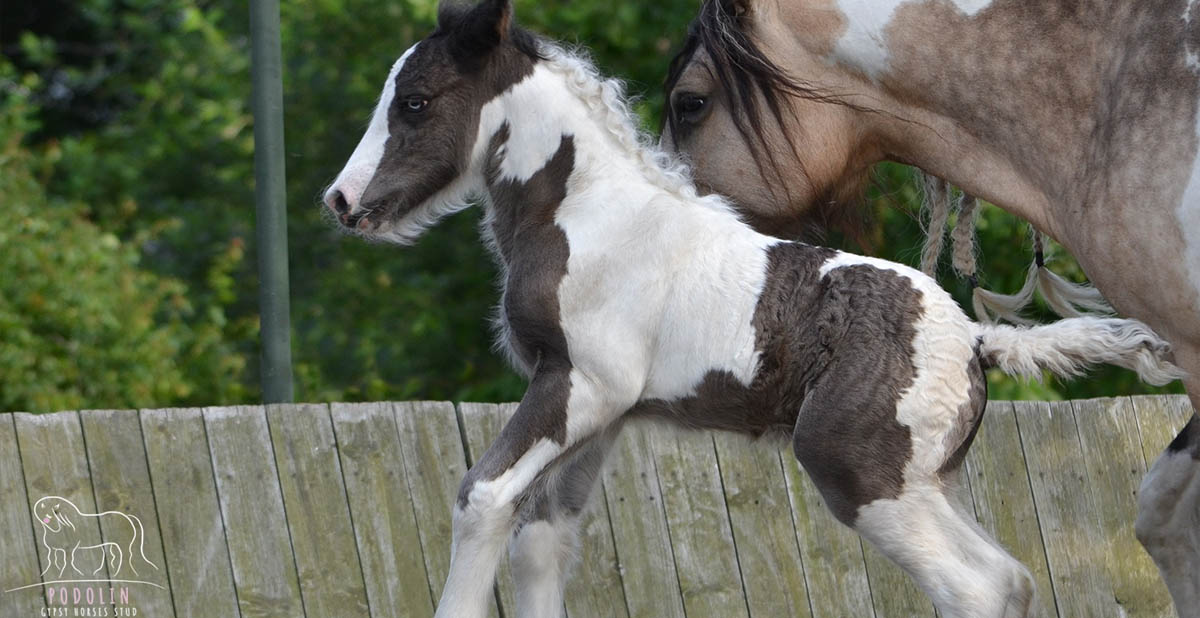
971;317;1186;385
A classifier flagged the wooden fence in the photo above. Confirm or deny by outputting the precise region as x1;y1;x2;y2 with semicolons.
0;396;1193;618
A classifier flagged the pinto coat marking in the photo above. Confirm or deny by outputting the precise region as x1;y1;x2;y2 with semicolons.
322;3;1183;616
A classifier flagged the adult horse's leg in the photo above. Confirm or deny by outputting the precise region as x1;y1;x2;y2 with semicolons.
1137;345;1200;618
508;428;620;618
435;369;625;618
794;360;1034;618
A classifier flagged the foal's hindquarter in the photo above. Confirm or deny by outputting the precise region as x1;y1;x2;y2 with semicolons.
444;82;1030;618
734;1;1200;611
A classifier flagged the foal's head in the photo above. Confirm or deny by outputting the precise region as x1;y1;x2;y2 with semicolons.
663;0;872;238
323;0;541;243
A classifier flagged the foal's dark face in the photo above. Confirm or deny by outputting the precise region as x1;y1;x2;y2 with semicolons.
323;0;537;242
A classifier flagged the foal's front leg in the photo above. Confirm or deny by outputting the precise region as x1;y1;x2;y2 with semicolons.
434;369;625;618
509;427;620;618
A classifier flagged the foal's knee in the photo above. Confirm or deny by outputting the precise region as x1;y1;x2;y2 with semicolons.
453;468;518;537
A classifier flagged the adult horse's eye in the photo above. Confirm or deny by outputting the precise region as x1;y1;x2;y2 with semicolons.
403;96;429;113
674;93;708;117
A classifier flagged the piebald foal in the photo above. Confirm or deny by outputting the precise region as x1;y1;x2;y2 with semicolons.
324;2;1182;616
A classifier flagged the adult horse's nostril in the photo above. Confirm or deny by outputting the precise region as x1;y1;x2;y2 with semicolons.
325;189;350;215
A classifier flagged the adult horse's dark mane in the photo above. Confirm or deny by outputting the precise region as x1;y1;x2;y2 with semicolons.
663;0;884;243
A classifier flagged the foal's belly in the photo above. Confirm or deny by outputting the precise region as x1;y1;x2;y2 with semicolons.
628;367;805;438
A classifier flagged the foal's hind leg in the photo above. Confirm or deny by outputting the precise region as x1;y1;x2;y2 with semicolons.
793;360;1033;618
853;481;1035;618
1137;348;1200;618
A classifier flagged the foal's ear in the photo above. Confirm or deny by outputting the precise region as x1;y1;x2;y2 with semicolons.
444;0;513;53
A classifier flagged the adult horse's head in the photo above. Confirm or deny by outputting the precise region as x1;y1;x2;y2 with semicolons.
663;0;878;237
323;0;541;243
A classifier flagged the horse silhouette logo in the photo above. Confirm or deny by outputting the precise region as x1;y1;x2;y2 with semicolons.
33;496;159;578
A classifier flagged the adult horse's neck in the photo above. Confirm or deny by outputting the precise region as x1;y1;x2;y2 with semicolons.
770;0;1198;240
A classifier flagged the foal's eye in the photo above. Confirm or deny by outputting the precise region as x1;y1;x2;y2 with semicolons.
402;96;430;113
674;93;708;117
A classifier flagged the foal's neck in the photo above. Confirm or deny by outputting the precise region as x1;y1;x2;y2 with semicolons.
481;63;660;265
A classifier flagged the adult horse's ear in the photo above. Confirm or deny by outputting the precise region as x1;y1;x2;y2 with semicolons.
443;0;513;54
719;0;749;19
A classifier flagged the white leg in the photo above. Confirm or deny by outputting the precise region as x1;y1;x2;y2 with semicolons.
856;483;1035;618
509;518;579;618
436;499;519;618
436;435;569;618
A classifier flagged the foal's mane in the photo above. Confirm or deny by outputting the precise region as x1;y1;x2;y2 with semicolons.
538;42;730;211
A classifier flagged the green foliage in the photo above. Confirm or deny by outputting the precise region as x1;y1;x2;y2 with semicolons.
1;0;1182;411
0;75;248;411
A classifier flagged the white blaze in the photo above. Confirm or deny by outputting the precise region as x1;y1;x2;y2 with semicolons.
326;43;419;208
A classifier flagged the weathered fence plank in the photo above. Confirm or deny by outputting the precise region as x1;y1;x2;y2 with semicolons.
779;453;876;618
962;401;1056;618
141;407;240;618
648;426;750;618
1071;397;1173;618
0;396;1190;618
602;423;687;618
15;411;112;616
204;405;303;618
1132;395;1195;465
712;434;813;618
393;401;480;613
266;402;370;617
564;486;629;618
79;409;175;617
331;401;436;618
1014;400;1113;617
0;414;46;618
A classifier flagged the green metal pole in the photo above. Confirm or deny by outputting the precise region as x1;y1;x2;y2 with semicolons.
250;0;294;403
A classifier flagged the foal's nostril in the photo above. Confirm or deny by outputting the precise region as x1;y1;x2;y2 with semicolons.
325;189;350;215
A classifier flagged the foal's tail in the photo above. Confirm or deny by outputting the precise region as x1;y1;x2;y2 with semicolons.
970;317;1186;385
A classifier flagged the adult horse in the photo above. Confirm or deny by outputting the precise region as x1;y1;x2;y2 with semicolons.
662;0;1200;615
